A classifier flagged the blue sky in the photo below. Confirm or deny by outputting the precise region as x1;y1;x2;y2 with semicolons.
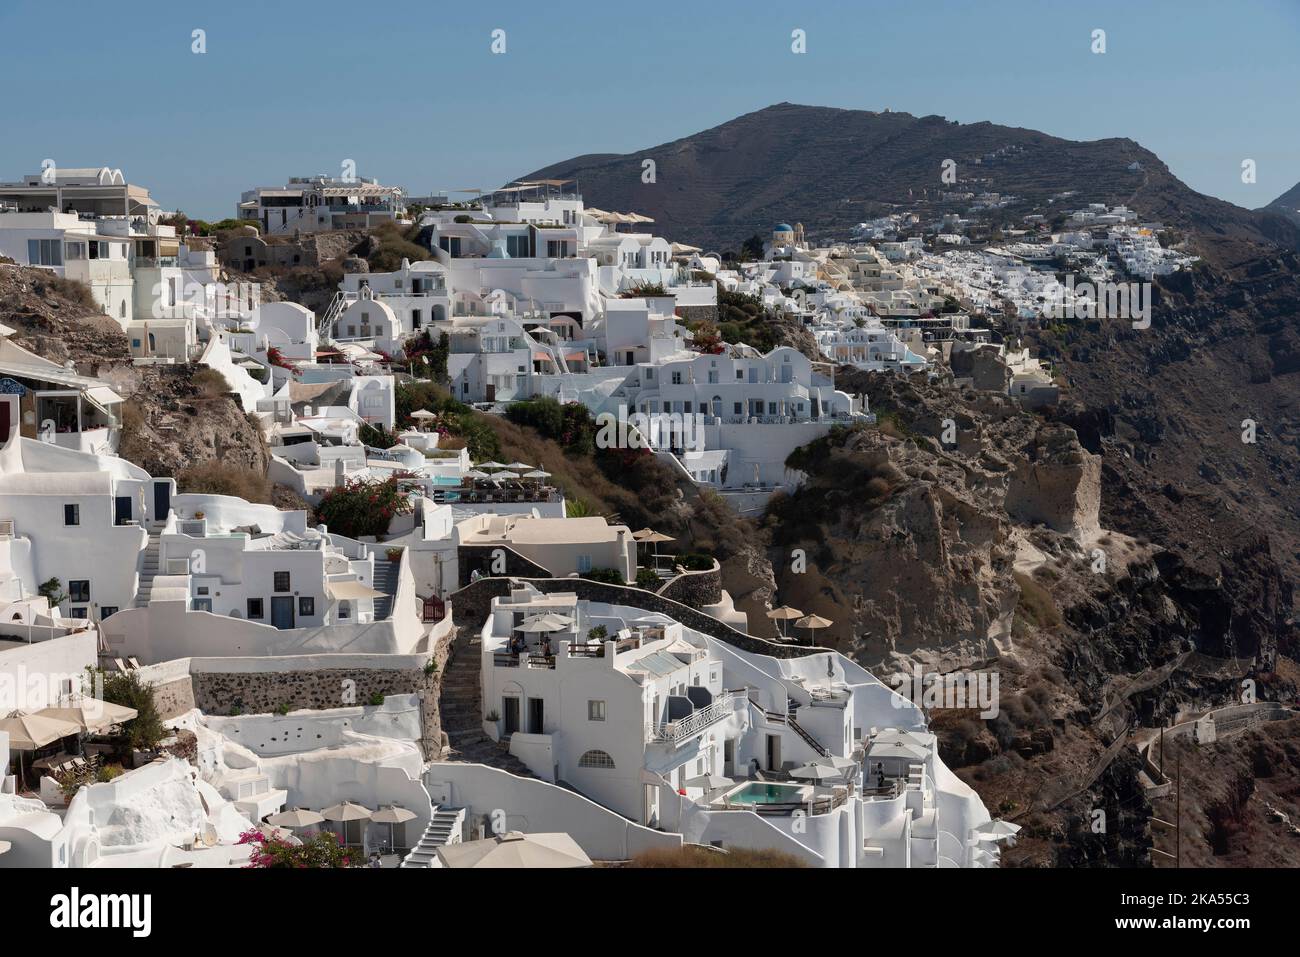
3;0;1297;218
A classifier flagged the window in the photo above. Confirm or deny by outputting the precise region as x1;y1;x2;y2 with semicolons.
196;586;209;596
100;606;119;620
64;504;80;526
299;597;315;617
26;238;63;266
338;602;351;619
588;700;606;722
578;750;615;769
671;371;682;385
735;369;744;380
69;607;88;619
576;554;592;573
67;580;90;602
733;402;742;415
247;598;264;619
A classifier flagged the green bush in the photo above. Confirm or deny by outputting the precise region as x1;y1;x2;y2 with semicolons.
98;670;166;751
582;567;625;585
636;568;660;589
587;625;608;642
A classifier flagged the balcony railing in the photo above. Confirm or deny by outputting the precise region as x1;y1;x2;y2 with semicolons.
651;691;734;744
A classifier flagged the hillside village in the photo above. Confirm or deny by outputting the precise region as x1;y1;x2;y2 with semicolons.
0;160;1277;871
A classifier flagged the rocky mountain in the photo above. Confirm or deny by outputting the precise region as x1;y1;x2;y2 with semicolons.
1263;180;1300;228
522;103;1300;258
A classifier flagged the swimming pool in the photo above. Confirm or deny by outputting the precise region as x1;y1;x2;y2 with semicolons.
724;782;808;805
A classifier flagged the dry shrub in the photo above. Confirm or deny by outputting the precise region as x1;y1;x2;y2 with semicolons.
1013;571;1061;628
178;461;270;503
192;367;229;398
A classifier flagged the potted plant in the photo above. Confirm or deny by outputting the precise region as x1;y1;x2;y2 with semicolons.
385;546;405;562
483;708;502;742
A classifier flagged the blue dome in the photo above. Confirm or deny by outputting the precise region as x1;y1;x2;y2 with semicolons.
774;223;793;232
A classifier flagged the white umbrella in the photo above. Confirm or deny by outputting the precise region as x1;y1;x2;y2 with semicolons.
371;805;417;850
409;409;437;419
267;807;325;829
972;820;1021;842
0;711;81;750
684;773;732;792
790;764;842;784
435;831;591;869
466;469;490;480
489;470;519;481
766;605;804;639
40;697;137;733
505;462;532;471
477;461;507;470
523;470;550;480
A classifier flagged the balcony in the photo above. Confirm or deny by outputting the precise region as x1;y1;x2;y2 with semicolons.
650;691;734;745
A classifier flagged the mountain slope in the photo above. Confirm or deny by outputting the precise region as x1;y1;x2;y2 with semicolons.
522;103;1300;257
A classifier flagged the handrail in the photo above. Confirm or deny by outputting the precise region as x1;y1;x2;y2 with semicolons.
652;692;734;744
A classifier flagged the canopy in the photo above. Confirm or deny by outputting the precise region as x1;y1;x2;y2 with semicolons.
370;806;417;824
320;801;373;823
514;613;573;633
766;606;804;621
267;808;325;828
435;831;591;869
684;774;732;791
327;580;387;601
0;711;81;750
789;764;842;783
39;697;137;733
796;614;833;629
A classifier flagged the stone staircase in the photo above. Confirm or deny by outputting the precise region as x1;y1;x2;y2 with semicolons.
372;559;399;619
400;806;466;868
134;532;162;608
439;627;534;777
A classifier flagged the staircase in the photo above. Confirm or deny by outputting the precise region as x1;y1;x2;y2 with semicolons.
400;806;466;868
439;627;534;776
787;712;830;758
319;291;346;341
134;532;162;608
372;559;399;619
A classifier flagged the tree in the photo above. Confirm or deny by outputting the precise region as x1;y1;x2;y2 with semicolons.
239;829;353;868
314;477;412;539
98;670;166;751
739;234;766;262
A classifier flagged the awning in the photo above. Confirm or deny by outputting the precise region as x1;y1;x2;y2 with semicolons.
564;351;587;362
327;580;387;601
86;385;124;407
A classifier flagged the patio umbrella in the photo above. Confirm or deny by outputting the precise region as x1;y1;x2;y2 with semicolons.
409;409;437;419
435;831;591;869
321;801;372;845
371;805;417;851
465;469;490;481
636;530;674;568
0;711;81;750
684;773;732;792
489;470;520;481
505;462;532;471
766;606;804;639
267;807;325;829
790;764;843;784
40;697;138;733
795;614;833;643
972;820;1021;842
477;461;507;470
513;613;572;633
523;470;550;481
256;823;302;845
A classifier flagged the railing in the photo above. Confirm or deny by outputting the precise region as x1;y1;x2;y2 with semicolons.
713;787;849;817
492;652;520;668
567;643;605;658
651;692;734;744
525;654;555;670
787;715;830;757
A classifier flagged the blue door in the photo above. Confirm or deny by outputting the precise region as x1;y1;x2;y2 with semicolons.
271;596;295;630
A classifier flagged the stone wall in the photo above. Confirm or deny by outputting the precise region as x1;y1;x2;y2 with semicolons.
189;628;455;758
452;575;826;659
675;304;718;325
657;562;722;607
152;677;196;721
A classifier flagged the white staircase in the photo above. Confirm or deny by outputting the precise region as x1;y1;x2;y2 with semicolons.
400;806;465;868
134;532;162;608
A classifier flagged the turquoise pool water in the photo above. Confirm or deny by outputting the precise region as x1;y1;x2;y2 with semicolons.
727;782;805;805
